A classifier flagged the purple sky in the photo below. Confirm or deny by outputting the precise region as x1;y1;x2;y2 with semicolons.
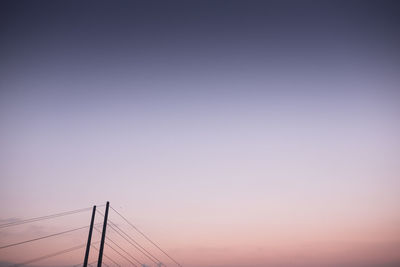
1;1;400;266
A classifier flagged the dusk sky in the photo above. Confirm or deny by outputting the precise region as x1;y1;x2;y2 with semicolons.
1;1;400;266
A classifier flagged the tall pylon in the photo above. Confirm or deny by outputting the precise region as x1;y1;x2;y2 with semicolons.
97;201;109;267
83;205;96;267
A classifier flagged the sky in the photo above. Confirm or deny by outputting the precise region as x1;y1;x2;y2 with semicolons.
1;1;400;266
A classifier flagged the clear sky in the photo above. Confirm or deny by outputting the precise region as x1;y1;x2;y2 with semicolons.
1;1;400;266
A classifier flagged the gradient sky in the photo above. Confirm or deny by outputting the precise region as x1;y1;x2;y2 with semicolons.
1;1;400;266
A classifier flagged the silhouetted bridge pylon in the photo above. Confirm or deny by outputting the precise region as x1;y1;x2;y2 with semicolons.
0;201;182;267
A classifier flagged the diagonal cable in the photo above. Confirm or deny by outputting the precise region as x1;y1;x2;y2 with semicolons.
108;220;161;265
94;226;143;266
91;243;121;267
104;240;138;267
9;242;94;267
110;206;182;266
97;210;161;265
0;207;93;229
0;225;90;250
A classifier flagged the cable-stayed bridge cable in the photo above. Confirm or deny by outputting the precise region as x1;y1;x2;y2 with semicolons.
76;260;109;267
0;225;90;250
110;206;182;267
9;242;95;267
93;226;143;266
108;220;162;265
105;223;155;264
104;241;138;267
91;244;121;267
0;207;93;229
97;210;161;264
74;261;98;267
97;210;161;265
